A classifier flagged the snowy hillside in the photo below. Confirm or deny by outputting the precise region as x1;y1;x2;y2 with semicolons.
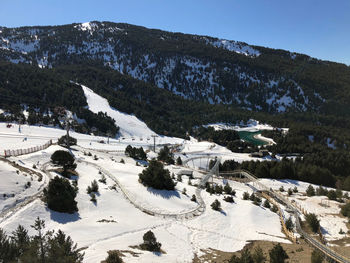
81;84;156;138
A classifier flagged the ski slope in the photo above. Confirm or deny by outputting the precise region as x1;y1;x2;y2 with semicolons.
81;84;156;138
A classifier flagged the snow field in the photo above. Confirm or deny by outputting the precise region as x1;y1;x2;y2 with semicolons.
0;161;43;214
260;178;350;241
0;143;292;262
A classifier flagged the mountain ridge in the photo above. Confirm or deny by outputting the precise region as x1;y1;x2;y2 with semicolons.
1;21;349;117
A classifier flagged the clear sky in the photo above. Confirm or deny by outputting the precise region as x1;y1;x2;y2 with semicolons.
1;0;349;65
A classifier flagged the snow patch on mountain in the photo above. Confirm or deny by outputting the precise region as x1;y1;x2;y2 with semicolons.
203;37;260;57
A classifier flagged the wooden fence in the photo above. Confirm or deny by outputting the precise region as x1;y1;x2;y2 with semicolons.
262;192;297;243
4;140;52;157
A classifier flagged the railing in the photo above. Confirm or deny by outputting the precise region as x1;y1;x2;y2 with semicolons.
4;140;53;157
223;169;350;263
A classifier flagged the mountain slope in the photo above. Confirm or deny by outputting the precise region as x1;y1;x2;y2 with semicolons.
1;21;350;116
81;84;155;138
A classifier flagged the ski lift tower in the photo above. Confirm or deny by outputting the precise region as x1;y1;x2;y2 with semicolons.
151;135;158;152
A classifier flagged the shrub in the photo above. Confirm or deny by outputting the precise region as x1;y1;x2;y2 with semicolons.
253;197;262;206
141;231;161;252
214;184;223;195
271;204;279;213
288;188;293;196
102;250;123;263
43;176;78;213
249;193;256;201
327;190;337;201
242;192;250;200
224;183;233;195
99;174;107;184
223;196;234;203
340;203;350;218
211;199;221;211
191;194;197;202
87;180;99;194
316;186;328;196
90;193;97;203
120;158;125;164
263;199;271;208
293;186;298;193
139;160;175;190
279;186;285;192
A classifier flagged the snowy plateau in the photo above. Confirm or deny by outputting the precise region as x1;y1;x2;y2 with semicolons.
0;87;349;263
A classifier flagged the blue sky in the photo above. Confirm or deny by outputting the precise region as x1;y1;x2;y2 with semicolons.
1;0;349;65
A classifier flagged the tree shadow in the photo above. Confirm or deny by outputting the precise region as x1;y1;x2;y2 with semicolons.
219;210;227;216
152;251;162;256
320;226;329;235
46;208;81;224
135;159;148;165
146;187;180;199
280;179;300;186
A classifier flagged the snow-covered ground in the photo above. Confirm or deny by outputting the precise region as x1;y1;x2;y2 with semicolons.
0;141;289;263
260;179;350;242
1;84;347;262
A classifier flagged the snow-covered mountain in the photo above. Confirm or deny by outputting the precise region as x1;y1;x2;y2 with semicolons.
1;21;346;115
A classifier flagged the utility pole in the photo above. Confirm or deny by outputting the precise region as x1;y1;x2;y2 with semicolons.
107;131;112;144
151;135;158;152
18;116;23;133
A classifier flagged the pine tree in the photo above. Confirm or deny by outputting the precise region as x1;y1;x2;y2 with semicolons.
11;225;29;258
252;246;265;263
224;183;233;195
46;230;84;262
211;199;221;211
139;160;175;190
306;185;316;196
176;157;182;165
311;250;324;263
306;213;320;233
141;231;161;252
43;176;78;213
51;150;77;178
269;243;288;263
263;199;271;209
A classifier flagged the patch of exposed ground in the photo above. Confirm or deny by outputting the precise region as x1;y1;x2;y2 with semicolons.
193;240;314;263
